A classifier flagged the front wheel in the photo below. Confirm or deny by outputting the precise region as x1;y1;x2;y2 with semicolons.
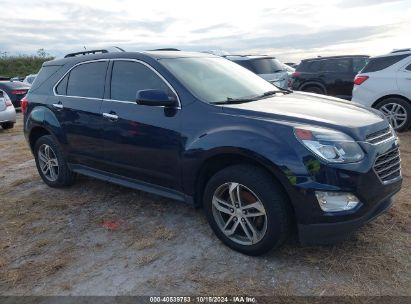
203;165;291;256
375;98;411;132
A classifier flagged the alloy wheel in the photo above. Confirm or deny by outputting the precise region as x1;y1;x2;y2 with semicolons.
38;144;59;182
379;103;407;130
212;182;268;246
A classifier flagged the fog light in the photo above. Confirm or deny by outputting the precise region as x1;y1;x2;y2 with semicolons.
315;191;360;212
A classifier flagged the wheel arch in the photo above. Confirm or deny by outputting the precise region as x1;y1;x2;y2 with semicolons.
193;151;297;227
372;94;411;108
299;81;327;93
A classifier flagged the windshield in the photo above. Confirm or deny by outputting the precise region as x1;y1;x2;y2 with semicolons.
236;58;285;74
160;57;278;104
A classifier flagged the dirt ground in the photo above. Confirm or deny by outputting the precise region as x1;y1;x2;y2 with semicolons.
0;113;410;296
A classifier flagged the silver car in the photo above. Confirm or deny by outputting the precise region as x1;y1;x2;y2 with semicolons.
224;55;294;89
0;90;16;129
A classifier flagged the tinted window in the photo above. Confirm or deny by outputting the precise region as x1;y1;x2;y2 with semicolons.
250;58;284;74
362;54;409;73
323;58;351;72
55;74;68;95
31;65;61;91
110;61;170;101
352;57;369;73
307;60;323;72
66;62;108;98
406;63;411;71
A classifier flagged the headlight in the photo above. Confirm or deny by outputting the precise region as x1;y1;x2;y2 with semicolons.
294;126;364;163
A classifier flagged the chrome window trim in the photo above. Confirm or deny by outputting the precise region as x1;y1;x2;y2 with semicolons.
53;58;181;109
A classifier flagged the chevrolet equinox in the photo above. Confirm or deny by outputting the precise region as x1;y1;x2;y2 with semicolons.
23;50;402;255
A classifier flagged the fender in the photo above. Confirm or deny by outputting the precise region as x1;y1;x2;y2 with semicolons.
25;105;68;154
181;125;305;198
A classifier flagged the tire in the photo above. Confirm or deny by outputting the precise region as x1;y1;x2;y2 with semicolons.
1;122;14;129
34;135;76;187
375;97;411;132
302;85;325;95
203;164;291;256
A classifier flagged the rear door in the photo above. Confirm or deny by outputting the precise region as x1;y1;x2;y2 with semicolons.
397;60;411;100
100;59;182;190
53;60;108;168
321;58;353;99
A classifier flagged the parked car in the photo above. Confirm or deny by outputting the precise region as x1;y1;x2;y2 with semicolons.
352;49;411;131
0;90;16;129
0;81;30;108
24;49;401;255
224;55;293;89
23;74;37;85
290;55;369;100
10;76;24;82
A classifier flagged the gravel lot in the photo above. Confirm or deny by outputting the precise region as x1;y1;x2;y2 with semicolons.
0;113;410;296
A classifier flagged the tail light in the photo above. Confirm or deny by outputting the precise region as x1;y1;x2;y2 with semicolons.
4;95;12;107
354;75;369;85
20;95;28;113
291;72;302;77
11;90;28;95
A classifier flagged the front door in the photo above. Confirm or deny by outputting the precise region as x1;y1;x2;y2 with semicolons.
100;60;182;190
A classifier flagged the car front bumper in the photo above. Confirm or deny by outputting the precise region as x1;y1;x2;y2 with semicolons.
0;106;16;123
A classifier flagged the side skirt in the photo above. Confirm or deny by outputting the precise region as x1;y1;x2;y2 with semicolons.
69;164;194;205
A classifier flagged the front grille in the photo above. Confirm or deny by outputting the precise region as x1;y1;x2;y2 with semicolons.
374;147;401;183
366;127;394;144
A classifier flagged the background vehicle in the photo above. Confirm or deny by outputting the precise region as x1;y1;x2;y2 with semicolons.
224;55;293;89
24;50;400;255
10;76;24;82
23;74;37;85
0;81;30;108
290;55;369;99
284;62;298;69
0;90;16;129
352;49;411;131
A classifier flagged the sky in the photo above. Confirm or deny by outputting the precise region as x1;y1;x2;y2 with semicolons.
0;0;410;62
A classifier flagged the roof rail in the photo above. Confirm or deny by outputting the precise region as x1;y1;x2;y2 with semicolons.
64;46;125;58
390;48;411;54
148;48;180;51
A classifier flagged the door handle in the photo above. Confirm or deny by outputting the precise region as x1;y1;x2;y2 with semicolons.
52;103;63;110
103;112;118;121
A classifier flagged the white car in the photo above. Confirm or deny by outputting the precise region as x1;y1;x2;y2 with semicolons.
23;74;37;85
352;49;411;131
0;90;16;129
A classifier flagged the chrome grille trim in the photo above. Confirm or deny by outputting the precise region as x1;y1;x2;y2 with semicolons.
373;147;401;183
366;127;394;145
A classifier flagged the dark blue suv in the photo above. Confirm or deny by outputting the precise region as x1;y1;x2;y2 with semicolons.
23;50;402;255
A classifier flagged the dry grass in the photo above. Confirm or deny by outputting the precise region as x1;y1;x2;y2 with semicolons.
153;226;176;240
136;252;162;266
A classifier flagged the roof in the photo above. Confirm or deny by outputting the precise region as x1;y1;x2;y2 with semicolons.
0;81;31;89
301;55;369;62
44;50;217;66
222;54;275;61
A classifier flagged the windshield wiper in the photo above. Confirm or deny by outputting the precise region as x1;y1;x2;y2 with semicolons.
213;97;257;104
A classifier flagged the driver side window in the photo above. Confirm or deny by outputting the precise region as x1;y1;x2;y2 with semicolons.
110;61;173;101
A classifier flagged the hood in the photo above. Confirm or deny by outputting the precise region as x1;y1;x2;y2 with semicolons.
222;91;387;139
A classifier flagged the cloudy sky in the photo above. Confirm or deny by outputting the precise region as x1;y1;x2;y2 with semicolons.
0;0;410;62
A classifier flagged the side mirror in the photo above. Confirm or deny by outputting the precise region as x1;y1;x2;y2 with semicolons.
136;89;177;107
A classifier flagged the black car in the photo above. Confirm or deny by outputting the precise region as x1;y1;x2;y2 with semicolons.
0;81;30;108
290;55;369;100
23;49;401;255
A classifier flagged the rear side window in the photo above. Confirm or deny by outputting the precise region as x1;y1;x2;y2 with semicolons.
31;65;61;91
66;61;108;98
322;58;351;72
110;61;171;101
406;63;411;71
304;60;323;72
55;74;68;95
362;54;409;73
353;57;369;73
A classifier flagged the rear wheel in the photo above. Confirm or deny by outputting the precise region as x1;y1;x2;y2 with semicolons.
203;165;291;256
375;98;411;132
34;135;76;187
1;122;14;129
302;85;325;95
